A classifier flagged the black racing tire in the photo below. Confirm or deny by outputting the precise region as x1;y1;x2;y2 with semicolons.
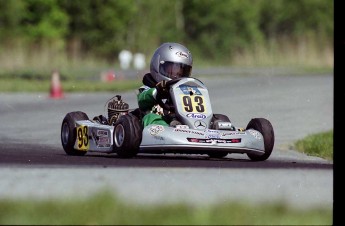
207;114;231;158
210;114;231;129
213;114;231;122
61;111;89;156
113;114;143;158
246;118;275;161
93;115;109;125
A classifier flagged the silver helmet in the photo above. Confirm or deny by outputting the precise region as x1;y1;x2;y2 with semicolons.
150;42;193;83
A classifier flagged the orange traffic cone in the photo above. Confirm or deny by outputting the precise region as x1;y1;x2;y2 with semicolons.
49;70;64;99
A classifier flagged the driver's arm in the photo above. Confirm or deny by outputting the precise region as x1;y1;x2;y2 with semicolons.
137;86;158;111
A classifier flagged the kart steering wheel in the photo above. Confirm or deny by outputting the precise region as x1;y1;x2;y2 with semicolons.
155;78;182;112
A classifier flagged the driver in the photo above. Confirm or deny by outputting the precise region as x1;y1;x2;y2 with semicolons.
137;42;193;127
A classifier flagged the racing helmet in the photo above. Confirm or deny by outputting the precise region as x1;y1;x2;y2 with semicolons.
150;42;193;83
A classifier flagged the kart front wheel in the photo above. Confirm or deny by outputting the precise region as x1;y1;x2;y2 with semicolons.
207;114;231;158
246;118;274;161
210;114;231;130
61;111;89;156
113;114;142;158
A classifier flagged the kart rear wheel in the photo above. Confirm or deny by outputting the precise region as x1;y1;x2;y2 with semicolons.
113;114;142;158
246;118;274;161
61;111;89;156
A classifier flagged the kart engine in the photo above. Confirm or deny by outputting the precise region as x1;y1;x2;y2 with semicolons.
107;95;129;125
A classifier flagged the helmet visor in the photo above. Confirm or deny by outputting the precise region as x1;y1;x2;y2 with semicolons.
159;61;192;79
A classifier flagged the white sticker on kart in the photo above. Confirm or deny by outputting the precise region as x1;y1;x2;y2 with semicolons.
149;125;165;135
221;131;246;137
179;85;202;95
97;129;108;137
205;129;220;139
248;130;262;139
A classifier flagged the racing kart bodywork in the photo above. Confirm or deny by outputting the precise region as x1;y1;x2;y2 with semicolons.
61;77;275;161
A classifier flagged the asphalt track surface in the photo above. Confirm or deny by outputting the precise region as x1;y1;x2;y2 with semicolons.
0;72;333;211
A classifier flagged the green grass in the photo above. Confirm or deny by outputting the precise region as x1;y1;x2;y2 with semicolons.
294;130;333;161
0;191;332;225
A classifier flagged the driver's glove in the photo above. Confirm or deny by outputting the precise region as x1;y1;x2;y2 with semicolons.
155;80;169;97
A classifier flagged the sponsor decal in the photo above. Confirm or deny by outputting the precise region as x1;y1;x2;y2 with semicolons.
221;131;246;137
194;120;207;129
205;129;220;139
175;51;189;59
186;113;206;119
149;125;165;135
187;138;241;144
91;128;111;147
98;137;110;143
176;125;189;129
97;129;108;137
207;133;220;139
248;130;262;139
153;136;164;141
97;143;111;148
174;128;205;136
179;85;202;95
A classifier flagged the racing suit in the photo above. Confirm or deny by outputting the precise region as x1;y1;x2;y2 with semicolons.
137;85;169;127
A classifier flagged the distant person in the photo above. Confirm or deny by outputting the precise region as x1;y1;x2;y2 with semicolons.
118;50;133;70
133;53;146;70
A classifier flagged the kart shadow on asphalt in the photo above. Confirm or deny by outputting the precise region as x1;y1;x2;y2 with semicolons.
0;143;331;170
76;152;332;170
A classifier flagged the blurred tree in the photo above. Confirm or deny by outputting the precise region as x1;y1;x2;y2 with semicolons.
183;0;263;61
21;0;68;42
59;0;136;62
126;0;187;56
258;0;333;40
0;0;334;65
0;0;26;42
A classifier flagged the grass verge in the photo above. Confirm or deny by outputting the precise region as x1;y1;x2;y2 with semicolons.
0;191;332;225
294;130;333;161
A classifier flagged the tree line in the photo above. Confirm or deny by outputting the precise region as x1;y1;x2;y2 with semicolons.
0;0;333;63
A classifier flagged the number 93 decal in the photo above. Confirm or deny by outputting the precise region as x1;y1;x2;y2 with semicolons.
181;95;207;113
76;125;89;151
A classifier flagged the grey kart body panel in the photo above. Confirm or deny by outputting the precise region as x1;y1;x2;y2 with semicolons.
73;120;265;155
170;78;214;130
74;120;114;153
140;125;265;155
72;77;266;156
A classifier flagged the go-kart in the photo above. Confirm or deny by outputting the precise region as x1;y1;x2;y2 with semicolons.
61;77;274;161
